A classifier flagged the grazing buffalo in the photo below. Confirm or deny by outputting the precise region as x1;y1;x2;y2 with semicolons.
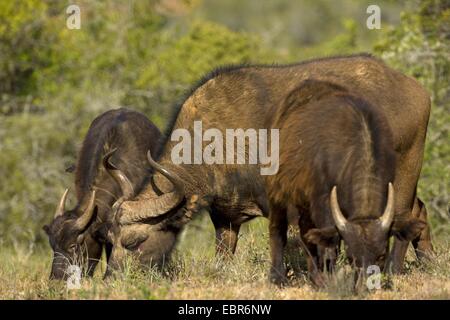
104;54;432;279
43;108;161;279
266;80;426;285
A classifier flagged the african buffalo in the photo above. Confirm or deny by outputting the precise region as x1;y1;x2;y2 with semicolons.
43;108;161;279
266;80;427;285
104;54;432;279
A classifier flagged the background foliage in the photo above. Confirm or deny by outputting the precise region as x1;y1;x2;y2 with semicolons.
0;0;448;246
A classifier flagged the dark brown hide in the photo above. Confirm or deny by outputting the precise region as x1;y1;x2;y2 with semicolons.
43;108;161;279
109;54;432;279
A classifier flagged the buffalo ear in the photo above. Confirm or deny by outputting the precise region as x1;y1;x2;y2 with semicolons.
43;225;50;235
185;194;208;217
391;218;426;241
65;164;76;173
304;227;338;247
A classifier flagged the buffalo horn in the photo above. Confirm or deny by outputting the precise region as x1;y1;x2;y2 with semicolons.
54;188;69;218
103;148;134;199
74;189;97;231
379;182;395;231
330;186;348;232
119;150;185;224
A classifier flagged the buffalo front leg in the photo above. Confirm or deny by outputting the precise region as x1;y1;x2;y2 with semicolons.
105;242;113;263
412;198;434;260
84;234;103;277
269;203;288;286
209;208;241;257
389;195;434;273
389;239;409;274
214;224;241;257
298;207;327;287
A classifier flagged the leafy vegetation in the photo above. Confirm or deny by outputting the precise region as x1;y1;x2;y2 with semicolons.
375;0;450;235
0;0;270;244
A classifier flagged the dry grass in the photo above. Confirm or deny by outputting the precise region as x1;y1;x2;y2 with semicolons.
1;217;449;300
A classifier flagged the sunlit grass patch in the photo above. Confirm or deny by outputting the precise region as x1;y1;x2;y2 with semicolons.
1;217;449;299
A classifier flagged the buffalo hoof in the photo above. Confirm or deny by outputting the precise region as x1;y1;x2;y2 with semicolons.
415;242;435;261
309;272;327;288
269;268;288;287
385;260;404;275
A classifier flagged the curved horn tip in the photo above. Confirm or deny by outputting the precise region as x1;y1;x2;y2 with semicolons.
147;150;157;166
75;189;97;231
380;182;395;230
330;185;348;232
103;149;134;199
103;148;118;170
83;188;97;211
331;185;337;195
54;188;70;218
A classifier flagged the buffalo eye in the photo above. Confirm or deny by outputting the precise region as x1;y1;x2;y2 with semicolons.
375;254;386;265
68;244;77;253
122;239;144;251
122;234;148;251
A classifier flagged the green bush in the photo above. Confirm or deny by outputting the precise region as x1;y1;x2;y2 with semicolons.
0;0;271;245
127;20;270;123
374;0;450;236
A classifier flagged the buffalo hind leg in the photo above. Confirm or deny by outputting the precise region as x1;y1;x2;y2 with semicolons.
298;208;326;287
389;134;429;274
269;203;288;286
389;197;434;273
